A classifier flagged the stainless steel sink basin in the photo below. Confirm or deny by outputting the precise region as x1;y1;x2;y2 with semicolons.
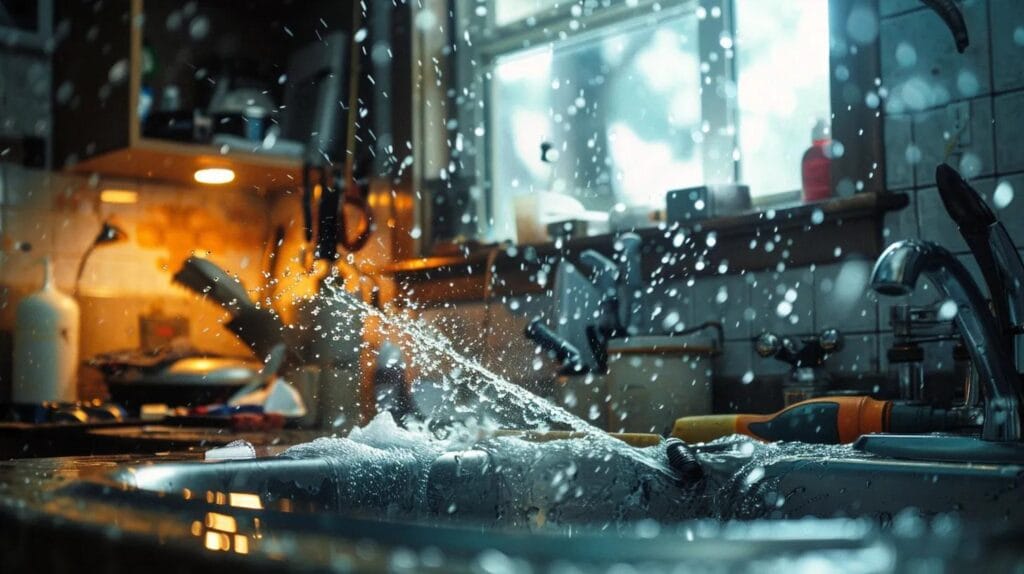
99;434;1024;527
4;433;1024;572
734;455;1024;523
686;434;1024;526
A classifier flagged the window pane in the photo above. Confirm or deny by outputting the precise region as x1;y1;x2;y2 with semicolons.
489;14;702;240
493;0;563;27
734;0;831;198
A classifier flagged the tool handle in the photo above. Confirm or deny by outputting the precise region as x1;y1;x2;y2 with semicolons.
525;318;582;369
671;396;893;445
671;414;745;444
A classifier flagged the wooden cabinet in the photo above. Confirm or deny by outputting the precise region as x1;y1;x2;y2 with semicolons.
52;0;347;191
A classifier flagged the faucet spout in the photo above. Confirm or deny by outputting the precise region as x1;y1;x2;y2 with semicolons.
871;240;1023;441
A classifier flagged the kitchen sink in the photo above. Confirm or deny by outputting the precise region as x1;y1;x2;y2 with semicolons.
105;441;1024;526
730;452;1024;524
3;431;1024;572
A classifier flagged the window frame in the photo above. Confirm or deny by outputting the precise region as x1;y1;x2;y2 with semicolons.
0;0;53;52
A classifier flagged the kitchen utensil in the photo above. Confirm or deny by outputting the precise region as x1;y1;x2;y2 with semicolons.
105;356;262;412
172;257;285;358
606;335;714;434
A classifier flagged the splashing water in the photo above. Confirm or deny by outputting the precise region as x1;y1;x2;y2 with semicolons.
266;282;872;528
283;412;698;529
303;281;674;475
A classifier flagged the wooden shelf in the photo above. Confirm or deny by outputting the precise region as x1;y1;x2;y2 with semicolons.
68;138;301;192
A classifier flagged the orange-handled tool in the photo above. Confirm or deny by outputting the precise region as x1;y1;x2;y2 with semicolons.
671;396;959;445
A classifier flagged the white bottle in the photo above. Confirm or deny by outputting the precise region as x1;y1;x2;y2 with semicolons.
13;257;80;404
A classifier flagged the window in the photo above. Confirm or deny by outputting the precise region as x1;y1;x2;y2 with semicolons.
734;0;831;197
426;0;833;244
489;14;703;239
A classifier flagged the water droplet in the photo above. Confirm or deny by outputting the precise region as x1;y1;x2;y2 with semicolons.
994;180;1015;209
715;286;728;304
895;42;917;68
938;299;958;321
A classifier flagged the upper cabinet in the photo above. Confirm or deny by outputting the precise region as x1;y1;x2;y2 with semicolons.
52;0;349;191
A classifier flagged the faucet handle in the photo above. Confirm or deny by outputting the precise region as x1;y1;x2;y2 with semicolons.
579;250;620;293
819;328;843;353
755;332;782;358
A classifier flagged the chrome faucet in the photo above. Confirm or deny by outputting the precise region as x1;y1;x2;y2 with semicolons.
871;240;1023;441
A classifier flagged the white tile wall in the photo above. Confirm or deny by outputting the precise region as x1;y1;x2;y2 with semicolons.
911;97;995;183
880;0;991;114
883;189;918;246
640;279;696;336
748;267;815;337
989;174;1024;243
828;333;881;377
714;339;754;378
993;90;1024;172
884;114;915;190
692;273;752;341
880;0;924;18
813;259;879;334
916;185;970;253
990;0;1024;91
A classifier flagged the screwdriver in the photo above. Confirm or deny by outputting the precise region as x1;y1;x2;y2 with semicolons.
670;395;963;445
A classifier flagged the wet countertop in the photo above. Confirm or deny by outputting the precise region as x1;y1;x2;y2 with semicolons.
0;419;327;459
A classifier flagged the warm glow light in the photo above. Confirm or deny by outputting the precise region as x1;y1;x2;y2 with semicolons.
204;511;237;533
204;531;231;551
194;167;236;185
100;189;139;204
229;492;264;510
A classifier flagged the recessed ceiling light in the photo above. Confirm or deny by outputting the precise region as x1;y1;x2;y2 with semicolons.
194;167;236;185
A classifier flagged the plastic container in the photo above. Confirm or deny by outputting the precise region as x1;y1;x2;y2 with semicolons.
13;257;80;404
605;336;714;434
801;119;832;202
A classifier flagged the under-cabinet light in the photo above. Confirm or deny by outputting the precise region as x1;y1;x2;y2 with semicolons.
194;167;236;185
